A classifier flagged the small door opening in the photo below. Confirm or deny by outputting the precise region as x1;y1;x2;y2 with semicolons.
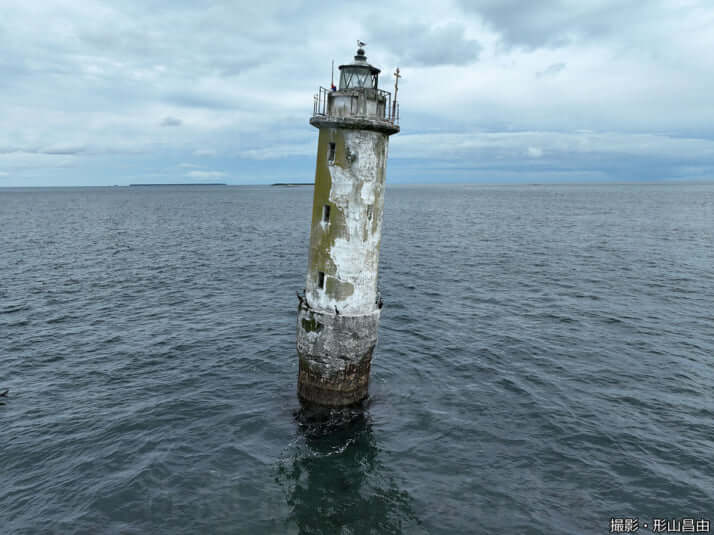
322;204;330;223
317;271;325;289
327;143;336;164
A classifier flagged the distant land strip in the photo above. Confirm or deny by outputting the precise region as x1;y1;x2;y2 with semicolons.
271;183;314;187
129;183;226;186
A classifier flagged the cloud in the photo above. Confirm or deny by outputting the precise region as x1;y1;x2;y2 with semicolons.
160;116;182;127
0;151;78;172
460;0;623;49
536;62;566;78
0;146;86;156
393;131;714;161
367;20;481;66
0;0;713;185
527;147;544;158
163;91;239;110
186;170;226;179
238;142;316;160
41;146;86;155
193;149;217;157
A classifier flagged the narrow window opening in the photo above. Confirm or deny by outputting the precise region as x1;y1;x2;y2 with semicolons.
322;204;331;223
327;142;336;164
366;204;373;220
317;271;325;289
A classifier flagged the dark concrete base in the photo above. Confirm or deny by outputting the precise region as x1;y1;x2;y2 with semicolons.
296;305;380;407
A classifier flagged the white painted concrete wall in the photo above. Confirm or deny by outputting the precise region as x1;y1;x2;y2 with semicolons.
306;129;389;315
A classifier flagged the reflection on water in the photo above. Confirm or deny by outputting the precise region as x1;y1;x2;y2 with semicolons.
277;403;425;534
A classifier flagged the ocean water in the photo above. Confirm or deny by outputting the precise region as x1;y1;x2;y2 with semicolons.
1;183;713;534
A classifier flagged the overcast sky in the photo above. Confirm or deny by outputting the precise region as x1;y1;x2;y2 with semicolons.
1;0;713;186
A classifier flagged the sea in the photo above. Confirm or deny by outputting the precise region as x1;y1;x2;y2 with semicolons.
1;183;712;534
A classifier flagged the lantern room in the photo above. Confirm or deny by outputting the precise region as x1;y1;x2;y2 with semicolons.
312;45;399;127
338;48;380;90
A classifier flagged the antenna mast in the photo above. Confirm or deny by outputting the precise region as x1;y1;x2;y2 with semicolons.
392;67;401;122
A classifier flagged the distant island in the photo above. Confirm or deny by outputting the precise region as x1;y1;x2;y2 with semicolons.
271;183;313;187
129;183;226;186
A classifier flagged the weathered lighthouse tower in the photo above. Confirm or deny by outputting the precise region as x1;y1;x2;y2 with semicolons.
296;45;400;406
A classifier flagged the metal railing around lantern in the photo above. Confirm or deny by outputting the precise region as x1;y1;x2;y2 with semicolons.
313;86;399;125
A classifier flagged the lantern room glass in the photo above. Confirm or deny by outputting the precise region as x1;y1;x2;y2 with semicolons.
339;67;378;90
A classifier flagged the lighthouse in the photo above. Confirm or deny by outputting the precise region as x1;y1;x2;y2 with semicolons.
296;45;400;407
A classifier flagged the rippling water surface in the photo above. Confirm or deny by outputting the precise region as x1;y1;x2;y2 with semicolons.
1;183;713;534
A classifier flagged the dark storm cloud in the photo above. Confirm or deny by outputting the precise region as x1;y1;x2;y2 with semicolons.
367;20;481;66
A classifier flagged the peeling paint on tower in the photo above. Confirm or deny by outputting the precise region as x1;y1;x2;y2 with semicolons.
296;45;400;406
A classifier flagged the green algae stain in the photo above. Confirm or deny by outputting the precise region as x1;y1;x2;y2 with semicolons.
307;128;349;300
307;127;389;302
326;276;354;301
371;136;387;236
301;317;323;333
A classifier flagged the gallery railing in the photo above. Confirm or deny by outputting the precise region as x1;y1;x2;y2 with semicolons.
313;86;399;125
